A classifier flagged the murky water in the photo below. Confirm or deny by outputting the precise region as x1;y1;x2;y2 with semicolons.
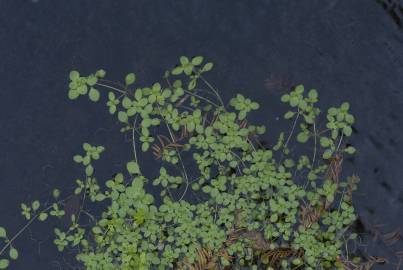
0;0;403;269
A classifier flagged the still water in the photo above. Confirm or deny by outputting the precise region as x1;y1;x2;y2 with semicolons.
0;0;403;269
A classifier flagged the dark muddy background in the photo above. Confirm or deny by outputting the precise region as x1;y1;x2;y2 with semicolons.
1;0;403;269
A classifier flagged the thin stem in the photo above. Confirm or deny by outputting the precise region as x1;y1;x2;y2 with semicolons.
312;122;317;167
199;75;225;108
336;132;344;152
95;83;127;95
284;109;300;148
0;195;73;257
132;115;139;164
183;89;220;108
156;105;190;201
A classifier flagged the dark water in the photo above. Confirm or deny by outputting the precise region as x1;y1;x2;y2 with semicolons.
0;0;403;269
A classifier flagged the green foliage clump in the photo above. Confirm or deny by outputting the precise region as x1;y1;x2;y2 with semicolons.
0;56;364;269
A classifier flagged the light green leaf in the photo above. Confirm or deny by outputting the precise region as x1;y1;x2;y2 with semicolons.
92;227;102;234
308;89;318;99
118;111;128;123
95;69;106;78
0;259;9;269
191;56;203;65
85;165;94;176
320;137;331;147
284;111;295;119
188;79;196;90
280;94;290;102
179;56;189;65
39;212;48;221
295;84;304;93
32;200;40;211
202;62;213;72
68;90;79;100
0;227;6;238
322;149;333;159
88;88;100;102
126;161;140;174
125;73;136;85
297;132;309;143
69;70;79;80
343;126;352;136
86;75;97;86
290;97;299;107
345;146;356;154
171;66;183;75
142;142;149;152
9;248;18;260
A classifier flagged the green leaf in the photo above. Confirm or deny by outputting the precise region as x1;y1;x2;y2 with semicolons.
32;200;40;211
118;111;128;123
320;137;331;147
322;149;333;159
345;146;356;154
280;94;290;102
191;56;203;65
295;84;304;93
9;248;18;260
345;114;355;124
92;227;102;234
284;111;295;119
188;79;196;90
126;161;140;174
95;69;106;78
95;194;106;201
171;66;183;75
69;70;80;80
73;155;83;163
341;102;350;111
88;88;100;102
308;89;318;99
142;142;149;152
0;259;9;269
343;126;352;136
202;62;213;72
0;227;6;238
39;212;48;221
179;56;189;65
68;90;79;100
86;75;97;86
290;96;299;107
85;165;94;176
297;132;309;143
125;73;136;85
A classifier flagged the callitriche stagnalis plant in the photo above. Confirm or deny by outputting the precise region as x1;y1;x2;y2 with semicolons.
0;55;382;270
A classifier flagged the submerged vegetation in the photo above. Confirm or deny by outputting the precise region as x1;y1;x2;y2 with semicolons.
0;56;378;269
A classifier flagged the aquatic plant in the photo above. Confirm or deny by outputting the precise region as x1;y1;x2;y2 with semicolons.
0;56;372;269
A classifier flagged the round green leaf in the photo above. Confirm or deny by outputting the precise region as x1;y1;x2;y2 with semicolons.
191;56;203;65
202;62;213;72
9;248;18;260
308;89;318;99
284;111;295;119
126;161;140;174
0;227;6;238
88;88;100;102
125;73;136;85
179;56;189;65
118;111;128;123
0;259;9;269
32;200;40;211
69;70;79;80
39;212;48;221
68;90;79;100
